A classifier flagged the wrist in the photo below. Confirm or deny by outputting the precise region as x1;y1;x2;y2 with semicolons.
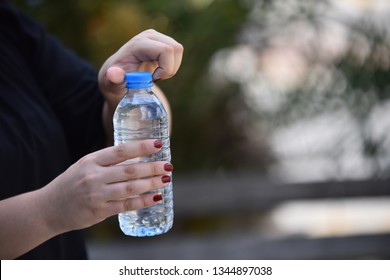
33;187;65;237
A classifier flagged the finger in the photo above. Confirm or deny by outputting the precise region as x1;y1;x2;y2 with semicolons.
103;30;183;86
104;40;174;84
101;161;172;183
149;41;183;81
100;66;127;96
94;139;162;166
131;38;176;80
138;61;159;73
142;29;180;48
104;175;171;201
144;32;183;80
152;46;183;81
106;66;126;85
130;30;183;80
107;192;163;214
142;30;183;74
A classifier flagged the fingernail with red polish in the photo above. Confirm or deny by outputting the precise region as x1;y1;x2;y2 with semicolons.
161;175;171;183
164;163;173;172
153;194;163;202
154;140;163;148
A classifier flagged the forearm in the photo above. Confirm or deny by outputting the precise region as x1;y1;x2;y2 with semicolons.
0;189;59;259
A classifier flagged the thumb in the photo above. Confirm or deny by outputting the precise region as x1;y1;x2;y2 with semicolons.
100;66;127;96
106;66;126;85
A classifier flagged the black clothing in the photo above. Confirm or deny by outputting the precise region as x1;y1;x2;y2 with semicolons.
0;0;106;259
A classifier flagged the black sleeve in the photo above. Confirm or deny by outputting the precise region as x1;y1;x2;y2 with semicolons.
17;5;106;161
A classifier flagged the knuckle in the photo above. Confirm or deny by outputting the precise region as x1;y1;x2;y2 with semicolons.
83;192;108;222
114;144;128;159
144;28;157;35
77;154;93;167
174;42;184;53
163;44;175;55
136;29;156;39
152;163;160;175
123;164;137;178
89;206;105;221
123;199;133;211
125;181;137;196
84;191;101;213
151;177;161;190
139;198;148;210
139;141;150;155
123;197;147;211
79;173;96;187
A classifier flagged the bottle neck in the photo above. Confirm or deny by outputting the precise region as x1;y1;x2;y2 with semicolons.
126;87;153;95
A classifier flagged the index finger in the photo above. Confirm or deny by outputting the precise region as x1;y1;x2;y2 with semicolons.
145;31;183;80
95;139;162;166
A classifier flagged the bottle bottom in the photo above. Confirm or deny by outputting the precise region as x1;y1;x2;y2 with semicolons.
119;223;173;237
118;204;174;237
116;172;173;237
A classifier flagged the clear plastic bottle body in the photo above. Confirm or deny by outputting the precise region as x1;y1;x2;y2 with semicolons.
113;74;173;237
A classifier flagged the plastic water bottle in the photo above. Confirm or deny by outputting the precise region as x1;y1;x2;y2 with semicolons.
113;72;173;237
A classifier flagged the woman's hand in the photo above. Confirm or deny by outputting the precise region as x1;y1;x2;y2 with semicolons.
98;29;183;144
0;139;173;259
98;29;184;97
41;139;173;234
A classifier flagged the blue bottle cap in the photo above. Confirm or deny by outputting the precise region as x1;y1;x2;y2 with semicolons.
125;72;153;89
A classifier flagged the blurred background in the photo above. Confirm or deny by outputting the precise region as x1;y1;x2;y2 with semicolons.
13;0;390;259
